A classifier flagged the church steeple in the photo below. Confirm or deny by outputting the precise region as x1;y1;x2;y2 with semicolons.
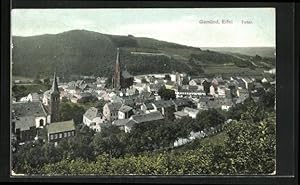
49;72;60;123
113;48;121;90
50;72;59;95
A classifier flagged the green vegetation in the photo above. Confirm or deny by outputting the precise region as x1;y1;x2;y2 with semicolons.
157;86;176;100
12;84;49;100
38;111;275;175
12;30;274;79
60;102;86;125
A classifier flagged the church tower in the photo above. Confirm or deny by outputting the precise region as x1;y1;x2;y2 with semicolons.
49;72;60;123
113;48;121;90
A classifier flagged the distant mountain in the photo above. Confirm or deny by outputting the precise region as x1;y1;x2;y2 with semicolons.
201;47;276;58
12;30;275;80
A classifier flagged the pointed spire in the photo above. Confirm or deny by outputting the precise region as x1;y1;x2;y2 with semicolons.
116;48;120;65
50;72;59;94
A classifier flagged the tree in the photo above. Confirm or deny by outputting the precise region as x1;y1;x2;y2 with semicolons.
164;74;171;81
195;109;226;131
182;76;189;85
157;86;176;100
202;80;211;95
60;102;85;124
213;112;275;174
226;97;255;121
259;86;275;110
91;126;127;158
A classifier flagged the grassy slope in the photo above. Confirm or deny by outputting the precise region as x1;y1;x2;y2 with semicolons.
12;30;274;79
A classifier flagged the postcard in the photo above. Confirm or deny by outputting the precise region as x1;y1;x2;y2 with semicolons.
11;8;276;176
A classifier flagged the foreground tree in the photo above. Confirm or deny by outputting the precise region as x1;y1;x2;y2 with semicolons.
194;108;226;131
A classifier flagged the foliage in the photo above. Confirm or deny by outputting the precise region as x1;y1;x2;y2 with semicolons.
212;112;275;174
157;86;176;100
12;30;273;78
90;126;127;158
12;84;48;100
194;109;226;131
60;102;85;124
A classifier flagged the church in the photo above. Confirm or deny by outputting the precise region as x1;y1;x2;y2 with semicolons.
12;73;75;143
112;48;134;90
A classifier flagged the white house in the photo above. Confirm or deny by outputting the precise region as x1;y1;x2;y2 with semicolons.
141;103;157;114
217;87;226;98
118;105;133;119
183;107;199;119
132;83;148;93
209;85;216;96
83;107;106;132
103;102;123;122
20;93;41;102
261;77;269;83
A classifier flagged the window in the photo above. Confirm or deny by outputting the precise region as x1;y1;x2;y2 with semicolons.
54;134;58;139
64;132;67;137
50;134;54;140
68;132;71;137
59;133;62;138
39;119;44;127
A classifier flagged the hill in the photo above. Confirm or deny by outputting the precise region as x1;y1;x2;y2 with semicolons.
201;47;275;58
12;30;275;80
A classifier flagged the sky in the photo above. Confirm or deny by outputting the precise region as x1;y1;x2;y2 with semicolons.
11;8;275;47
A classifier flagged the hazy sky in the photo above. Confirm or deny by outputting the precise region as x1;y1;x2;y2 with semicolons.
12;8;275;47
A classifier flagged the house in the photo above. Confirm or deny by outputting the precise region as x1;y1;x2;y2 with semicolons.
47;119;76;143
110;94;124;103
140;102;156;113
264;68;276;75
197;97;210;110
95;77;107;88
152;100;176;119
112;118;130;131
241;77;253;89
197;101;209;110
261;77;273;83
209;85;217;96
12;101;48;142
172;98;193;111
183;107;199;119
217;86;226;98
103;102;123;122
165;81;177;90
149;83;164;94
124;111;164;133
20;93;40;102
236;89;250;104
175;87;206;98
118;105;134;119
134;76;145;83
174;111;189;119
83;107;107;132
122;97;135;107
125;87;139;96
132;83;148;93
206;98;234;111
189;79;202;86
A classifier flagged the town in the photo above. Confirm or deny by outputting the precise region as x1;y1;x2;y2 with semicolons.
11;48;275;149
